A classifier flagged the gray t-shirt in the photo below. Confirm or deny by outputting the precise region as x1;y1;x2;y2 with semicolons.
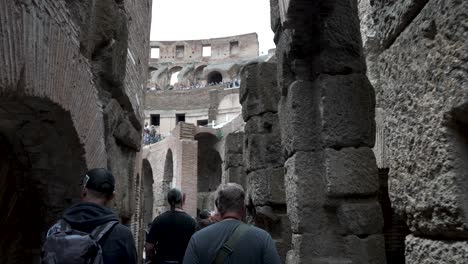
183;219;281;264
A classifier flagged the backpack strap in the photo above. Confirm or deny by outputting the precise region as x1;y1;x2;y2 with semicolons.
212;222;250;264
90;221;119;241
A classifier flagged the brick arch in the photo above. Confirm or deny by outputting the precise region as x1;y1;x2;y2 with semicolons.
0;97;87;263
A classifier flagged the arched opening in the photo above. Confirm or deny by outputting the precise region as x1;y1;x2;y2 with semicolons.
0;97;87;263
168;66;183;89
142;159;154;226
194;65;207;86
207;71;223;85
195;133;222;193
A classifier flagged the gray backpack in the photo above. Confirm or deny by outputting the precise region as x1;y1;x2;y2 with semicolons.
42;219;118;264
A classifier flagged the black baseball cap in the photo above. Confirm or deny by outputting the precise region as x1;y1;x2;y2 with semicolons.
82;168;115;195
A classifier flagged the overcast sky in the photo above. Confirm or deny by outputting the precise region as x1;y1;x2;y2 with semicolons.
150;0;276;54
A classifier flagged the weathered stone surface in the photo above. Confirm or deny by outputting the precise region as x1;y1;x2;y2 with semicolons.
344;235;386;264
279;80;321;156
288;233;349;263
224;154;243;168
405;235;468;264
358;0;430;55
285;151;326;233
224;166;246;189
279;74;375;157
224;132;244;154
279;0;366;75
320;74;375;148
248;167;285;206
325;148;379;197
240;62;280;121
114;119;142;151
361;0;468;236
337;201;384;236
244;113;283;172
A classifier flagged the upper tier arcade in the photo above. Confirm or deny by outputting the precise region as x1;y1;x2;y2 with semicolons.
149;33;259;63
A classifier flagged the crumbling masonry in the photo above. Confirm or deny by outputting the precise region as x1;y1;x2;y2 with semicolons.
0;0;151;262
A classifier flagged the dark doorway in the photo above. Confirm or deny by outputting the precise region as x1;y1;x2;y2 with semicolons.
151;114;160;126
197;119;209;127
0;98;87;264
378;168;409;264
176;113;186;123
207;71;222;84
195;133;222;193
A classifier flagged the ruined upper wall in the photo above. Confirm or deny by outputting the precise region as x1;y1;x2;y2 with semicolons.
150;33;259;63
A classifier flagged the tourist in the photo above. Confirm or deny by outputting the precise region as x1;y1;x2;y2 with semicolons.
42;168;137;264
197;209;213;230
183;183;281;264
150;126;157;144
146;188;197;264
144;123;151;145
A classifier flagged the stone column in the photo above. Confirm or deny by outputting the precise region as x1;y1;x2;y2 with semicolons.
240;62;291;262
271;0;386;263
222;132;247;188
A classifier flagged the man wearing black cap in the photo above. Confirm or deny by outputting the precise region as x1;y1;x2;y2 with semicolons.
45;168;137;264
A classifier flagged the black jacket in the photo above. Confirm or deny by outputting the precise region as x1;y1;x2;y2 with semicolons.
62;202;137;264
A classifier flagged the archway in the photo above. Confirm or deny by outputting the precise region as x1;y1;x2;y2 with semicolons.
0;97;87;263
195;133;222;193
207;71;223;84
168;66;183;88
194;65;207;86
142;159;154;225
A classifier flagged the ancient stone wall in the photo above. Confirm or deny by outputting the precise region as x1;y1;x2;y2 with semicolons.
240;61;291;262
262;0;386;263
145;86;241;135
150;33;259;63
0;0;151;261
359;0;468;262
143;125;200;218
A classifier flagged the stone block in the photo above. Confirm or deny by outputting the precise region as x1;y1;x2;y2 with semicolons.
344;235;386;264
285;152;330;233
224;166;246;189
224;153;243;168
315;0;366;74
320;74;375;148
337;201;384;236
405;235;468;264
244;113;283;171
279;0;366;74
290;233;347;262
279;80;321;156
248;167;285;206
324;147;379;197
240;62;280;121
114;118;142;151
224;132;244;154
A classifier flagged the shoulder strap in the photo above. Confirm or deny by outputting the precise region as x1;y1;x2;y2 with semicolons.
91;221;119;241
212;223;250;264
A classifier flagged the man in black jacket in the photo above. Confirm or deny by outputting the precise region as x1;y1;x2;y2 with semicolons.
46;168;137;264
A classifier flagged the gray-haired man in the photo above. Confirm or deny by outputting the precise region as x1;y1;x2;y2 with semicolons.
183;183;281;264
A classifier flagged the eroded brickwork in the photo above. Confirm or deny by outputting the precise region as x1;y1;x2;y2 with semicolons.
0;0;151;261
